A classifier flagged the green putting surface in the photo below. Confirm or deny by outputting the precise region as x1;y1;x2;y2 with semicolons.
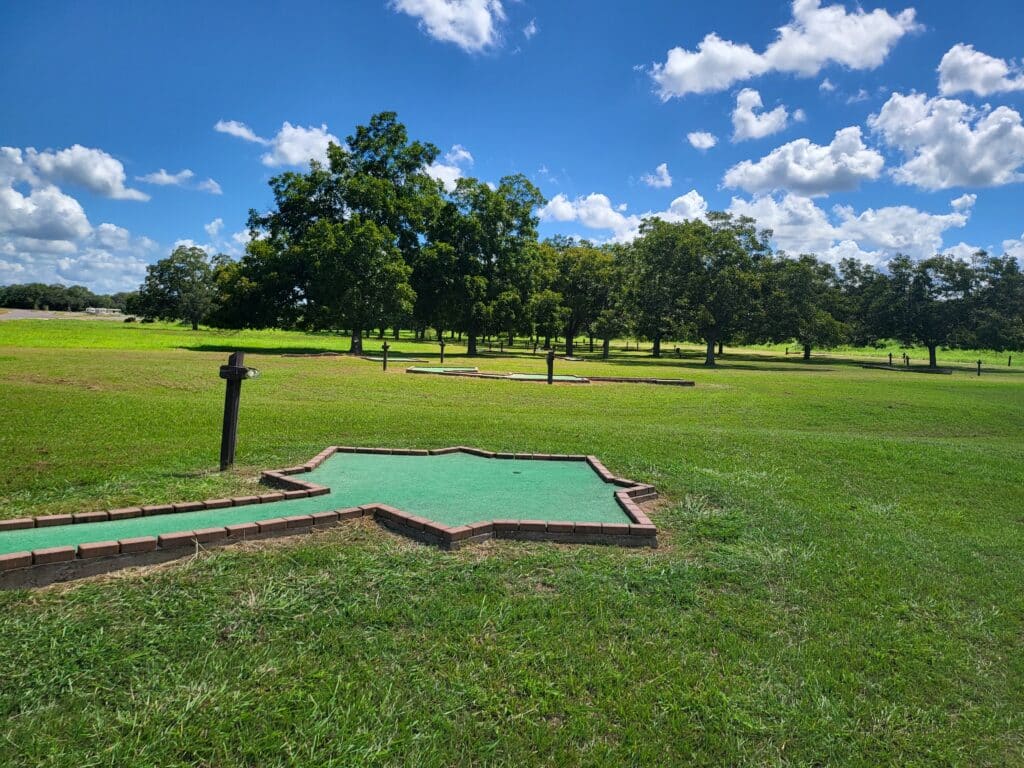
406;366;479;373
0;452;630;555
362;356;428;362
506;373;589;382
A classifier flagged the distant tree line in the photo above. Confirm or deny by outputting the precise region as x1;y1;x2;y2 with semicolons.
121;113;1024;365
0;283;136;313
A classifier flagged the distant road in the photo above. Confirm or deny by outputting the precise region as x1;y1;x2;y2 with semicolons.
0;308;127;321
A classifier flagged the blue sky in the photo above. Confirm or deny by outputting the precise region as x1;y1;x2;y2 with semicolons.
1;0;1023;292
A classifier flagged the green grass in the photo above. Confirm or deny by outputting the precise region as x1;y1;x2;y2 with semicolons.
0;321;1022;766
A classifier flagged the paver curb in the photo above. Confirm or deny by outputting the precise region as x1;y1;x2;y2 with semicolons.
0;446;658;582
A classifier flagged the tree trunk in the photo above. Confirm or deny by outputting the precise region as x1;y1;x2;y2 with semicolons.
350;329;363;354
928;344;937;368
543;335;551;350
803;344;811;361
717;340;723;355
467;332;478;356
508;332;514;346
704;337;716;367
191;319;199;331
565;332;575;357
393;327;400;339
602;338;610;359
589;335;594;353
652;334;661;358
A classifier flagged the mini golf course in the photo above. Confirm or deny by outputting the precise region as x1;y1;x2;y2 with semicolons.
406;366;695;386
0;448;657;585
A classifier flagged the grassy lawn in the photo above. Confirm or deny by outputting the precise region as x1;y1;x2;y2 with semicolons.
0;320;1022;766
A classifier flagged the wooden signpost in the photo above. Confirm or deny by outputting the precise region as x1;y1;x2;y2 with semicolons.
218;351;259;471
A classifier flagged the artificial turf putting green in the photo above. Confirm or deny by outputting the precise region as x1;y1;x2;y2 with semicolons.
0;452;631;555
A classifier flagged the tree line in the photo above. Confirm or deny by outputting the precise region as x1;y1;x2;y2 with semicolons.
0;283;136;313
89;113;1024;365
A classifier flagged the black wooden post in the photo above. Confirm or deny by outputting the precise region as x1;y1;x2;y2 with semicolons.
439;338;446;365
977;359;982;377
1009;355;1013;367
546;348;555;384
218;351;258;471
382;341;390;371
888;352;893;366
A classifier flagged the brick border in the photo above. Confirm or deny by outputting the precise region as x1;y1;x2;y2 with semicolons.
0;447;657;583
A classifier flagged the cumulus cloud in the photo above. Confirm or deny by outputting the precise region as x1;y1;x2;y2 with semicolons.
641;163;672;188
197;178;222;195
216;119;340;167
728;192;971;263
869;92;1024;189
731;89;793;142
523;18;537;40
136;168;194;186
204;218;224;238
651;0;918;98
1003;234;1024;260
723;126;884;196
214;119;268;145
0;146;160;292
261;122;340;167
391;0;505;52
539;189;708;243
21;145;148;201
426;143;475;191
687;131;718;150
938;44;1024;97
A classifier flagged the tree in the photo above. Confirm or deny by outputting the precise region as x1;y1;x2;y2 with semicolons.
970;253;1024;352
889;254;976;367
530;289;567;349
136;245;217;329
623;219;695;357
550;239;616;356
762;254;846;359
837;259;894;345
243;112;436;352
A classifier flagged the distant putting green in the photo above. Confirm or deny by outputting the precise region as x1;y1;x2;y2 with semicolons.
0;452;630;556
507;373;588;382
407;366;479;373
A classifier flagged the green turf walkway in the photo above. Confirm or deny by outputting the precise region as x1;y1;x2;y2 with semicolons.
0;452;631;555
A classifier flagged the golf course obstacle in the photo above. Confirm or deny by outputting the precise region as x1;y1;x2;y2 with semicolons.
0;447;657;587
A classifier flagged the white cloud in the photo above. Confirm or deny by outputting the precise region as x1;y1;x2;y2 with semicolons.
943;241;982;260
197;178;223;195
173;239;215;256
950;193;976;212
641;162;672;188
204;218;224;238
136;168;194;186
214;119;269;145
731;88;793;142
232;230;252;247
216;120;340;168
539;189;708;243
938;44;1024;97
0;147;159;292
728;192;971;263
25;145;148;201
723;126;884;196
426;143;475;191
523;18;537;40
391;0;505;52
261;122;340;167
136;167;222;195
1003;234;1024;260
869;92;1024;189
651;0;918;98
819;78;836;92
687;131;718;150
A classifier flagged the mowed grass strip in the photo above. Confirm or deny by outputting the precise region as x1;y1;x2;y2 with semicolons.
0;321;1022;766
